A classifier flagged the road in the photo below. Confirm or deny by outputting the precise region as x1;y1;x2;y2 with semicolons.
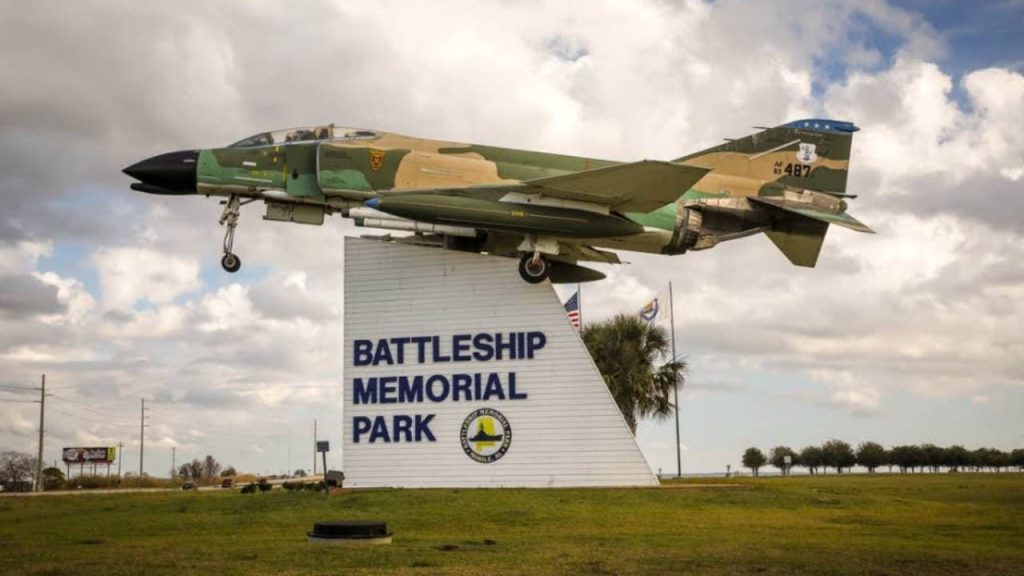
0;475;327;497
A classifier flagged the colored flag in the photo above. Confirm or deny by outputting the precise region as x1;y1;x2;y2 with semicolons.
639;296;660;324
563;291;581;330
639;289;670;325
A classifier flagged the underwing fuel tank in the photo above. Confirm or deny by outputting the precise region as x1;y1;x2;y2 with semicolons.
365;195;643;238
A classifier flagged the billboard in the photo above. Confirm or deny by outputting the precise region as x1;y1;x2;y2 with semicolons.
62;447;116;464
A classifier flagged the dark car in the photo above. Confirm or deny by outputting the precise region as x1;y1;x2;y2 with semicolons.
181;481;196;490
221;478;234;488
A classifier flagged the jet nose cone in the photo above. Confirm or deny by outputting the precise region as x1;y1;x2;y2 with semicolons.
123;149;199;195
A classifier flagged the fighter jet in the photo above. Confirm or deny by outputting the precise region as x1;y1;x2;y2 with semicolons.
123;120;872;283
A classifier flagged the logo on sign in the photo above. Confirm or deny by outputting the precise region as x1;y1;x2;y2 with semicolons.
460;408;511;463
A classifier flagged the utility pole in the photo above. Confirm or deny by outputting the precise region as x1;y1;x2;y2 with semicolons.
172;446;176;479
139;399;149;478
117;441;123;478
313;419;318;476
34;374;48;492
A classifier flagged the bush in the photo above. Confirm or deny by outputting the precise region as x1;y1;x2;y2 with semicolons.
65;475;120;490
41;467;65;490
240;483;257;494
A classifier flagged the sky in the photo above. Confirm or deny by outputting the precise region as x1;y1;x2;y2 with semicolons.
1;0;1022;477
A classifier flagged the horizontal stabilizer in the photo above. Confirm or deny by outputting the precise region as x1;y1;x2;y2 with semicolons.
526;161;710;213
749;196;874;233
765;218;829;268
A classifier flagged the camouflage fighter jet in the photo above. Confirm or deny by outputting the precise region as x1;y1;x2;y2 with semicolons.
123;120;872;283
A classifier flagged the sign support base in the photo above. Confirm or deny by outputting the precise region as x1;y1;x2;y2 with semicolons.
342;239;657;488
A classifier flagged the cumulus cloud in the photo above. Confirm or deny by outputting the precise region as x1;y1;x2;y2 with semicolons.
197;284;254;333
812;369;882;415
92;247;201;310
0;274;63;318
248;272;334;322
827;59;1024;230
34;272;96;324
1;0;1021;474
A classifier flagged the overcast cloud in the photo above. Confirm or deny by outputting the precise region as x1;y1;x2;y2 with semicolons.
1;0;1022;475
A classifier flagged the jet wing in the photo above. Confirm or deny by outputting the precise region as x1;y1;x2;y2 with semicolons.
377;161;709;213
748;196;874;233
524;161;710;212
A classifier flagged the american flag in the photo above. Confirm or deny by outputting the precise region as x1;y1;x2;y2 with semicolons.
563;291;581;330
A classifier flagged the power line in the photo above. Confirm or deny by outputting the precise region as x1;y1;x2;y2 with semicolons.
47;405;130;427
48;405;92;420
1;382;75;391
48;395;136;421
47;405;136;426
227;384;339;390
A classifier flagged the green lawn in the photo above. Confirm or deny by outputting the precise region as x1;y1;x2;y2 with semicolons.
1;474;1022;575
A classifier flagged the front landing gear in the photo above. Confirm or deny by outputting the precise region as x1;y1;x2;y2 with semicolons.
219;195;242;273
221;253;241;273
518;252;550;284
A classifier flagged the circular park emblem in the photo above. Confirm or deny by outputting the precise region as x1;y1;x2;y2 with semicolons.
460;408;512;463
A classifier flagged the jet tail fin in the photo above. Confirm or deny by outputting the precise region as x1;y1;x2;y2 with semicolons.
675;119;858;195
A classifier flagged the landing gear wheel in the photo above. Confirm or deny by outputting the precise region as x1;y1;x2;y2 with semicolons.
219;195;243;274
518;253;549;284
221;253;241;273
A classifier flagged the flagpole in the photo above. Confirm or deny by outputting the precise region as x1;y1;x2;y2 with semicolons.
670;281;681;478
577;283;582;327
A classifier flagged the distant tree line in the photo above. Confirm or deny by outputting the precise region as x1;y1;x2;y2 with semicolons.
0;450;38;492
180;455;218;480
741;441;1024;477
176;455;234;482
0;449;241;492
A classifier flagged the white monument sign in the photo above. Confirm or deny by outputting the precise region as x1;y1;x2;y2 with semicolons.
343;238;657;488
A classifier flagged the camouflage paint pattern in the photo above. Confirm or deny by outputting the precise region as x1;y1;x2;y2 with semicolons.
189;119;869;269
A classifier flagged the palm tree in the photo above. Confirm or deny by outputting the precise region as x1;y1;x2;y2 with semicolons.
581;314;686;433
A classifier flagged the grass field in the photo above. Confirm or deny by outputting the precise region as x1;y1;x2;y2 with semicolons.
1;474;1022;575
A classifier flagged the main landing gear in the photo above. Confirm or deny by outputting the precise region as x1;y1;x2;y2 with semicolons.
218;195;247;273
518;252;550;283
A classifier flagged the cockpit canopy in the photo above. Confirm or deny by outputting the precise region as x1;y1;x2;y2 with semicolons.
227;124;379;148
